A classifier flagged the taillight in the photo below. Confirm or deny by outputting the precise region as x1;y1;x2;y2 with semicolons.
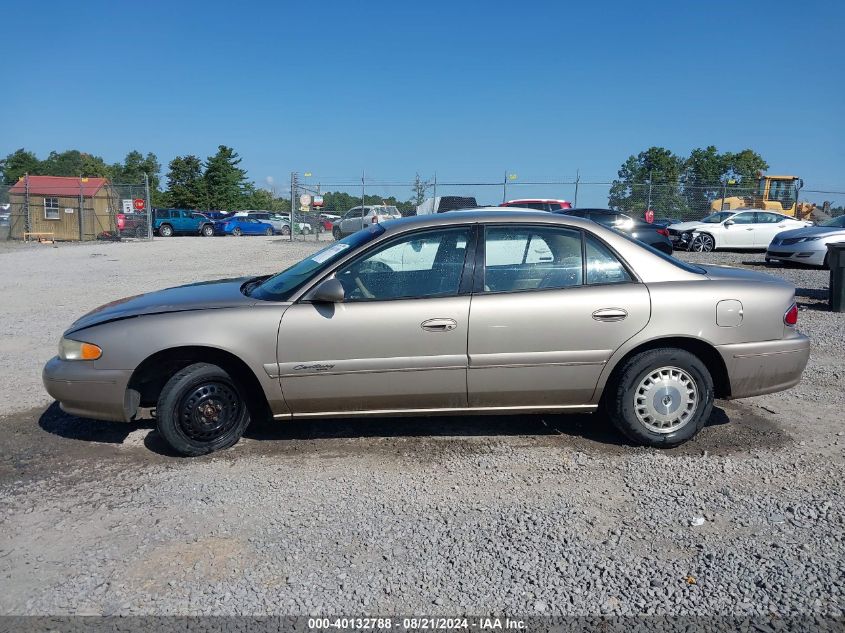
656;228;669;237
372;215;379;223
784;302;798;326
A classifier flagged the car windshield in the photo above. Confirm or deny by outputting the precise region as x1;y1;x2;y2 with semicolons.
820;215;845;228
701;212;734;223
248;225;386;301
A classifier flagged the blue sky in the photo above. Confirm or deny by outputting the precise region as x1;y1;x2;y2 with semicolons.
1;0;843;207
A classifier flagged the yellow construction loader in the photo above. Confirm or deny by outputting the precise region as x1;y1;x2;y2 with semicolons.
710;174;821;220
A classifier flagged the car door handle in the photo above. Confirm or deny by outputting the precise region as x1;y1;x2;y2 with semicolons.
746;227;754;231
592;308;628;322
421;318;457;332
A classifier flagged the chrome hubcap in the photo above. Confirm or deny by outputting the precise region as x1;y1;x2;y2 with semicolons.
634;366;698;433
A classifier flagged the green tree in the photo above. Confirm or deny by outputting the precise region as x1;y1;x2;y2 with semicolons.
247;187;290;212
608;147;688;216
166;155;206;209
0;149;41;185
111;150;162;190
40;150;111;178
204;145;250;211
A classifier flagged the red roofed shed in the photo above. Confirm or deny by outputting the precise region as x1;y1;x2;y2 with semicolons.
8;175;118;241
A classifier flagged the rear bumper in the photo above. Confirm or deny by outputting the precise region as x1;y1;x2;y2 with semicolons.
717;334;810;399
42;357;134;422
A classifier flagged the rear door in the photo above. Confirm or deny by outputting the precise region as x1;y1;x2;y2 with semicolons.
278;225;476;413
467;224;651;407
753;212;792;247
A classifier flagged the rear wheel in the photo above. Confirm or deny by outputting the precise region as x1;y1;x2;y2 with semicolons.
332;226;342;240
606;348;714;447
158;224;173;237
201;224;214;237
281;225;291;236
264;227;273;236
156;363;250;456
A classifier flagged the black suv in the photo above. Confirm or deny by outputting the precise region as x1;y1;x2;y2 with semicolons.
555;208;673;255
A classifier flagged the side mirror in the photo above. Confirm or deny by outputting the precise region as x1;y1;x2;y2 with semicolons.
306;278;345;303
724;219;734;226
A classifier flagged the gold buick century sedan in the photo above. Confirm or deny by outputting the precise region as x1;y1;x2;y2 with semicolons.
43;210;810;456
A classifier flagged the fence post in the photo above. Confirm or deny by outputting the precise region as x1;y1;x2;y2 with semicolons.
432;173;437;212
289;172;296;242
361;171;365;212
720;179;727;211
646;170;653;212
573;170;580;208
79;176;84;241
144;173;152;240
502;171;508;204
24;173;31;236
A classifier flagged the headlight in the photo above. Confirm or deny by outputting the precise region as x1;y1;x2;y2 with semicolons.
800;236;822;242
58;338;102;361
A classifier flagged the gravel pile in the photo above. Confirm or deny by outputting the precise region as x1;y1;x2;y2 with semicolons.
0;239;843;617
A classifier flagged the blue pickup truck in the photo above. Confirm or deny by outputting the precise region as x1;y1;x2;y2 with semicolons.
153;209;216;237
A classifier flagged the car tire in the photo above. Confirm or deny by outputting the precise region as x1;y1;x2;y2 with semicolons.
281;225;291;236
156;362;250;457
201;224;214;237
606;348;714;448
691;233;715;252
332;226;342;240
159;224;173;237
232;227;242;237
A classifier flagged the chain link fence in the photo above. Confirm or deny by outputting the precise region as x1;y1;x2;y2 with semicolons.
4;175;842;245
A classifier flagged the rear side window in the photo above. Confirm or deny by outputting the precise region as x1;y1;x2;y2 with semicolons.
483;226;583;292
585;234;633;285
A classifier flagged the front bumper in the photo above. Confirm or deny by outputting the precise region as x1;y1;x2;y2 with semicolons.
668;230;691;249
717;334;810;399
42;357;134;422
766;246;827;267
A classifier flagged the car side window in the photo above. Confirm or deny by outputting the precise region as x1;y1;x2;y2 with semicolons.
730;212;755;224
484;226;583;293
335;227;471;301
585;234;632;285
755;212;782;224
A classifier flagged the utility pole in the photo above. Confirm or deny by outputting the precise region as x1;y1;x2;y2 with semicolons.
502;170;508;204
361;171;365;210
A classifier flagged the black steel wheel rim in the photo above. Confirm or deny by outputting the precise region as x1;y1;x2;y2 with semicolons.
177;380;242;442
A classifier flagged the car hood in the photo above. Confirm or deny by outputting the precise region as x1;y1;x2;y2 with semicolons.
774;225;845;240
66;277;255;333
668;221;716;232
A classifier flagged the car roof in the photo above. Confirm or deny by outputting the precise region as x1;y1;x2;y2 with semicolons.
379;208;596;232
504;198;569;203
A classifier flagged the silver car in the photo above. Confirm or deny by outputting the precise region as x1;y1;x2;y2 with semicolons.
766;215;845;267
43;210;810;456
334;205;402;239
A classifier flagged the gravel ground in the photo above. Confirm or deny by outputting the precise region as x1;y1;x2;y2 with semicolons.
0;238;843;617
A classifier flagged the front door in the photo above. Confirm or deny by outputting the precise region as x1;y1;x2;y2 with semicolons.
278;225;475;413
340;207;364;235
753;212;791;247
467;225;651;407
721;211;756;247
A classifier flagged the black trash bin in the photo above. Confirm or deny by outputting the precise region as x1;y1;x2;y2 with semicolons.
827;242;845;312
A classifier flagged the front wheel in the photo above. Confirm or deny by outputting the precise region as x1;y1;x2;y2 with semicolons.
606;348;714;447
201;224;214;237
232;227;242;237
332;226;342;240
690;233;715;252
264;227;273;236
156;363;250;456
280;225;291;236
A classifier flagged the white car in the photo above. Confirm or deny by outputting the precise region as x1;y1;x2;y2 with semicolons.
669;210;812;252
334;205;402;239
